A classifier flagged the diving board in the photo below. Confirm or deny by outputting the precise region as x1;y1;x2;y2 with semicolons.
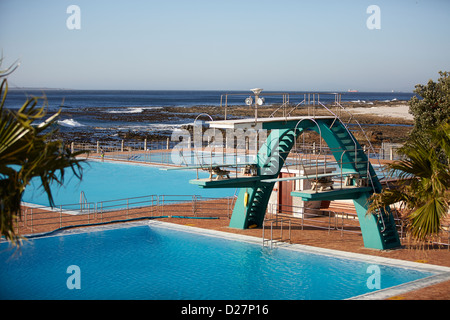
190;175;261;188
260;171;359;183
161;162;253;171
291;186;373;201
187;103;400;250
208;115;336;130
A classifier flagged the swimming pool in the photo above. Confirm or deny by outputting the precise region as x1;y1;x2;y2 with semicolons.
108;151;391;180
1;221;447;300
22;160;234;207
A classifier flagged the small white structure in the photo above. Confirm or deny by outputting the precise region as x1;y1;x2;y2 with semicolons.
268;166;336;218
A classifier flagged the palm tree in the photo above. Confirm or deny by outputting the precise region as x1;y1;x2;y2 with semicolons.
369;122;450;243
0;64;86;245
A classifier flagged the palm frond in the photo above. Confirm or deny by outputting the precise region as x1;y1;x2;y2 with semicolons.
0;78;87;246
369;121;450;243
408;198;447;240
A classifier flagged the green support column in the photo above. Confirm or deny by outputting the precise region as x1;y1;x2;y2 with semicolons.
353;193;401;250
229;128;293;229
353;193;385;249
229;188;256;229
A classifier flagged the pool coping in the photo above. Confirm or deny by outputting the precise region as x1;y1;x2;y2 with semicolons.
11;219;450;300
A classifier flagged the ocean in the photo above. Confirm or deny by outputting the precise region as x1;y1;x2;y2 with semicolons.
3;89;417;141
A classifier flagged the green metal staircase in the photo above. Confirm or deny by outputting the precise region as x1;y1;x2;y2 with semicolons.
244;184;275;227
230;128;301;228
376;207;401;248
329;124;367;174
325;119;401;249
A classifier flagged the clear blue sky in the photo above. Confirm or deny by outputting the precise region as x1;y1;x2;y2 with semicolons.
1;0;449;91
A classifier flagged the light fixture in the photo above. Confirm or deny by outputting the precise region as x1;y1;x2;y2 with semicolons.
251;88;263;95
245;97;253;106
250;88;264;122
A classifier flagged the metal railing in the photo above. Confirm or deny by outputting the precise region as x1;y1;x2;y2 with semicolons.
16;195;449;249
73;138;402;171
71;139;175;154
97;195;159;222
16;195;234;236
262;218;292;249
267;202;362;237
265;202;450;249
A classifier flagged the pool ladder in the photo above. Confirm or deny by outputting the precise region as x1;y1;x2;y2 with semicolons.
262;218;291;249
80;191;89;212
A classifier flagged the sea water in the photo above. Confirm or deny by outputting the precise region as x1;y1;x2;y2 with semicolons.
3;89;416;140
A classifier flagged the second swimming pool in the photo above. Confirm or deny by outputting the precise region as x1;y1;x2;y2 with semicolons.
22;160;234;207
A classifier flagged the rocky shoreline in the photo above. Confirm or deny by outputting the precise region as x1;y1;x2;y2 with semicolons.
55;100;414;146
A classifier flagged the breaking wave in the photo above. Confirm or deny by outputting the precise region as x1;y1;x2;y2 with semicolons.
106;107;163;114
58;119;85;127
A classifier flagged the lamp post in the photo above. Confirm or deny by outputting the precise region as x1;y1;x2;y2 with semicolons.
250;88;263;122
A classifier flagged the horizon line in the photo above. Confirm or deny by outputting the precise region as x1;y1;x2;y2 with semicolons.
8;87;415;94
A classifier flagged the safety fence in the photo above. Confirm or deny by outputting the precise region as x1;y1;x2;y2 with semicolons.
71;139;403;166
16;194;449;249
265;203;363;238
16;195;235;236
263;202;450;249
71;139;175;154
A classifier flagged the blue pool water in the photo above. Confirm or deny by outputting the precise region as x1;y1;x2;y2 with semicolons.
22;160;233;206
0;223;434;300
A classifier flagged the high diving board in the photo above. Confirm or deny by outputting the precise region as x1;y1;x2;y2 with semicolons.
207;115;336;130
160;163;253;171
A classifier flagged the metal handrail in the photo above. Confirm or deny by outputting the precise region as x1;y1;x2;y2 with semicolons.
286;99;306;117
262;218;291;249
333;101;385;191
328;102;389;231
269;100;290;118
79;191;88;212
293;118;325;184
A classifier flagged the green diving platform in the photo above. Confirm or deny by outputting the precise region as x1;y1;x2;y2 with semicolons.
190;175;261;188
290;186;373;201
259;171;359;183
187;103;401;250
